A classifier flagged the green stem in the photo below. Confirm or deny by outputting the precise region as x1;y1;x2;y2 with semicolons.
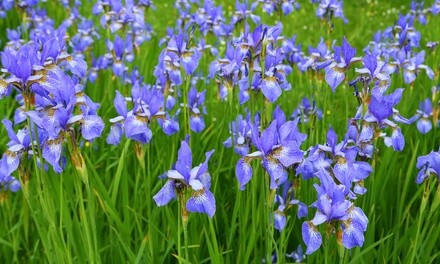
183;77;192;142
177;203;182;264
178;191;189;263
265;179;276;263
410;180;429;262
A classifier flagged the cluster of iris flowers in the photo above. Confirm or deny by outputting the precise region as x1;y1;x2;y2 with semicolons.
0;0;439;259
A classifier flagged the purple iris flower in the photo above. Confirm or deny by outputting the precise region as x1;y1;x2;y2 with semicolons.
383;127;405;152
188;0;227;37
302;170;368;254
281;35;305;67
314;0;348;23
416;149;440;184
310;176;350;227
410;98;434;134
107;85;179;145
25;72;104;172
105;35;131;77
155;34;201;87
209;43;242;101
291;97;323;123
258;0;300;16
367;88;404;124
324;37;360;91
410;1;428;24
427;41;439;51
0;119;31;179
0;0;14;17
153;139;216;218
107;90;128;145
402;50;434;84
273;181;308;231
223;114;253;156
1;43;40;89
259;46;292;102
361;88;407;152
341;205;368;249
393;14;421;49
433;0;440;15
94;0;154;43
306;38;333;71
286;245;306;262
231;0;260;25
315;127;373;194
353;54;391;93
188;87;206;133
70;19;100;58
236;112;305;190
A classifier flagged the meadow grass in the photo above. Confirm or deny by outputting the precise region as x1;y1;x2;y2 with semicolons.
0;0;439;263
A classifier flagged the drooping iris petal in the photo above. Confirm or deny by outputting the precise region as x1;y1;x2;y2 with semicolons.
416;118;432;134
0;79;11;99
349;206;369;231
302;222;322;255
274;207;286;231
124;115;152;144
106;123;123;145
235;158;253;190
342;220;365;249
168;67;182;86
1;150;21;175
352;161;372;181
325;66;345;92
297;202;308;219
190;115;205;133
159;118;180;135
81;115;104;140
263;158;288;189
261;76;282;102
391;127;405;151
416;169;428;184
42;139;63;173
8;179;21;192
186;189;216;218
333;162;353;187
273;141;304;167
181;50;200;75
153;180;176;206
